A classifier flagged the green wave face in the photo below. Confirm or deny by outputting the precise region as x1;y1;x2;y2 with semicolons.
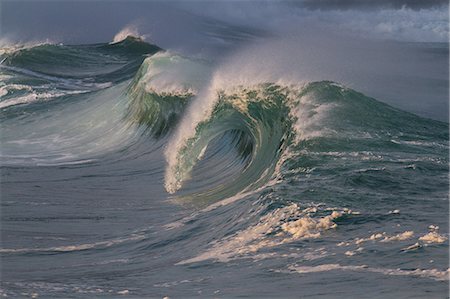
164;84;296;204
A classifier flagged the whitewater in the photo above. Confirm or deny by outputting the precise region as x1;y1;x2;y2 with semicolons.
0;31;448;298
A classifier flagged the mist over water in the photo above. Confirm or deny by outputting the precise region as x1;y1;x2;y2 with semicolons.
0;1;448;298
2;0;447;120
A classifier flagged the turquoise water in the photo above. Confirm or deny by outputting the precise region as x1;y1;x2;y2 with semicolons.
0;37;448;298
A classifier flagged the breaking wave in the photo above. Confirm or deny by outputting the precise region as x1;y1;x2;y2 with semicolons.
1;37;448;297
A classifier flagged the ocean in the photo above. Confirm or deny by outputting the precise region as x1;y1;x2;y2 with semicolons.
0;34;448;298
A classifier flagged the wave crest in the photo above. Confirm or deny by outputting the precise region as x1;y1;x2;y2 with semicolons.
163;83;301;203
111;25;145;44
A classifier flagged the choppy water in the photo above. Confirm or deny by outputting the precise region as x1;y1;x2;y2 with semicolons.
0;36;448;298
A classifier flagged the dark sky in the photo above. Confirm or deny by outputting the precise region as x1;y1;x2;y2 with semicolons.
297;0;447;10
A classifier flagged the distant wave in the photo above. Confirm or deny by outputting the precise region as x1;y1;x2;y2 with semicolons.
111;25;147;44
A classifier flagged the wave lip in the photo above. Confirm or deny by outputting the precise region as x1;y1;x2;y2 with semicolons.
111;25;146;44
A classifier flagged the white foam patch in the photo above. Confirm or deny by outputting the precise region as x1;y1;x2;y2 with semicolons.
177;204;345;264
380;231;415;242
350;231;415;245
419;226;448;244
336;230;417;252
281;210;341;239
285;263;449;281
337;225;447;253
